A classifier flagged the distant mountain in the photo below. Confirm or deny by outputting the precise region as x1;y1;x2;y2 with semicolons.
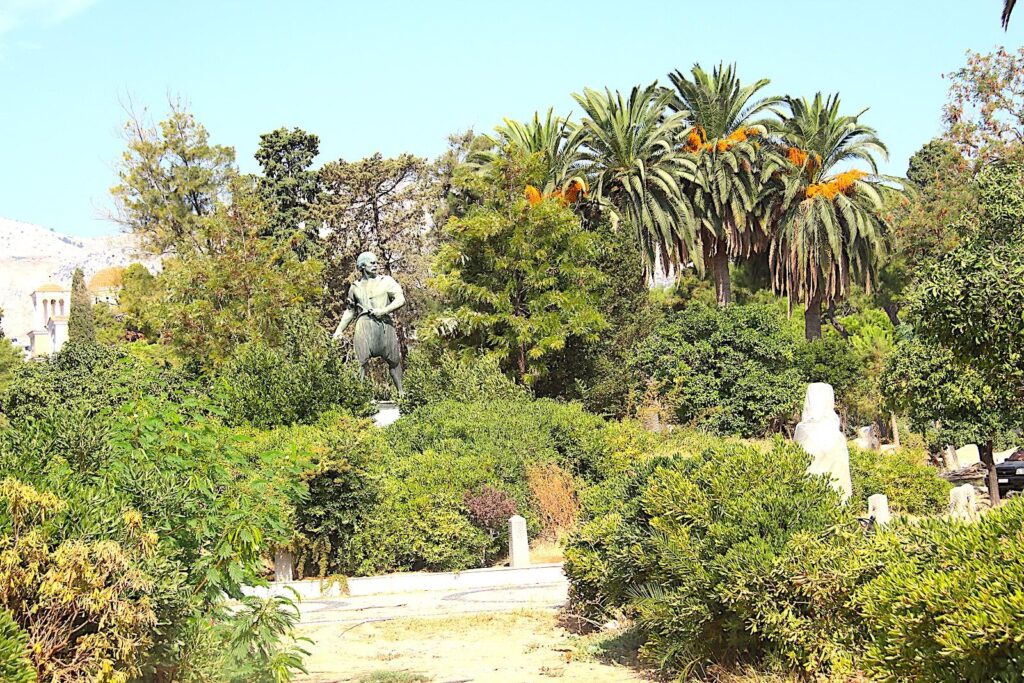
0;217;153;342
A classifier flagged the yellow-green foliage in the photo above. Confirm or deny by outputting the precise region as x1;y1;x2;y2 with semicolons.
0;481;157;682
857;499;1024;682
849;446;951;515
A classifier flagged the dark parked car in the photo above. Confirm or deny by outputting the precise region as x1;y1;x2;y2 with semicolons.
997;456;1024;498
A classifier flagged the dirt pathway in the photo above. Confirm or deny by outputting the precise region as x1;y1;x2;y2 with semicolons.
295;583;650;682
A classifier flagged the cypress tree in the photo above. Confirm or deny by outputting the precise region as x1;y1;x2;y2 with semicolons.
68;268;96;343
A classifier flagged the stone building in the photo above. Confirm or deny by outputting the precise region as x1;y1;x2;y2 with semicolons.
27;283;71;357
23;267;128;357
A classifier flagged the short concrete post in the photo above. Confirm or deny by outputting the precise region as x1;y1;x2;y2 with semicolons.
867;494;891;526
274;549;295;582
508;515;530;568
949;484;979;521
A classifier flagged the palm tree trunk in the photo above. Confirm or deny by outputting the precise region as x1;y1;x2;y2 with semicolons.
710;248;732;307
804;294;823;341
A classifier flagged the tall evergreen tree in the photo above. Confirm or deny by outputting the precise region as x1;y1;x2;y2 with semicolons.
68;268;96;343
255;127;323;260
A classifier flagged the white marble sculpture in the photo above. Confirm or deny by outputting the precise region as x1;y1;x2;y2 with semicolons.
794;382;852;502
949;484;979;521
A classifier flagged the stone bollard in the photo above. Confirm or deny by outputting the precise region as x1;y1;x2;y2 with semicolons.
509;515;530;568
274;549;296;582
949;484;979;521
794;383;852;502
867;494;891;526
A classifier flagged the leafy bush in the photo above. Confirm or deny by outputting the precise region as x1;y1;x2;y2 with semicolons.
630;304;805;436
0;341;196;423
0;397;309;681
849;446;950;515
399;350;531;412
857;498;1024;682
334;399;648;574
0;608;33;683
565;439;868;677
215;314;373;428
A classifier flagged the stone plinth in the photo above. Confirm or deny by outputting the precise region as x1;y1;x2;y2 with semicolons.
794;383;852;502
373;401;401;428
509;515;530;568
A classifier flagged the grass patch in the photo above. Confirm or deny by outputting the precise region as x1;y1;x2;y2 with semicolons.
353;671;432;683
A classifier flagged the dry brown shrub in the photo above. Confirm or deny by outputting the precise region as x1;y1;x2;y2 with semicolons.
526;462;578;539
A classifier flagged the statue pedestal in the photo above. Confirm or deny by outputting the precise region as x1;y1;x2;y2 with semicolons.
373;401;401;427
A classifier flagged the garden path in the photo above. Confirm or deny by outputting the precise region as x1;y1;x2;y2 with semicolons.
295;579;649;682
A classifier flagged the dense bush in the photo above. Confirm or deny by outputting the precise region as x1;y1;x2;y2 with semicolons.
857;498;1024;682
566;440;859;676
630;304;806;436
399;349;531;413
849;446;950;515
566;427;1023;680
0;396;310;681
215;314;373;428
0;341;196;423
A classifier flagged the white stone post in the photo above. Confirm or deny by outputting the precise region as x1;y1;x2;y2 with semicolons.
274;549;296;582
508;515;530;568
867;494;891;526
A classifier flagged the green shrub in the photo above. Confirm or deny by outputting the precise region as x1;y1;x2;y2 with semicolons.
849;446;950;515
857;498;1024;682
630;304;805;436
335;399;649;574
215;314;373;428
0;340;196;423
0;608;33;683
398;349;531;412
564;439;864;677
0;397;309;681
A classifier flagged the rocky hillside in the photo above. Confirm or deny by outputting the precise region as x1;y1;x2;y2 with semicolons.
0;217;151;342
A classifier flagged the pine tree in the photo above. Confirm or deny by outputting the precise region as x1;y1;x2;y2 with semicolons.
68;268;96;343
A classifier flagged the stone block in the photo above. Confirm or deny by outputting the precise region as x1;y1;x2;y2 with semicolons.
867;493;891;526
854;425;880;451
509;515;530;568
373;401;401;428
955;444;981;468
274;549;295;582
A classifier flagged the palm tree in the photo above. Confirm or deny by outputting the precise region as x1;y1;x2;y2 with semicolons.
768;93;896;340
1003;0;1015;28
667;63;784;306
476;109;587;195
572;83;696;277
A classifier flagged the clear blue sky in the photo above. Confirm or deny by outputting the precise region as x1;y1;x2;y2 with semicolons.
1;0;1021;237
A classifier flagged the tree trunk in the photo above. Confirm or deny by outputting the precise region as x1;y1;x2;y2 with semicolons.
804;294;823;341
826;301;849;339
710;248;732;307
981;440;1001;507
516;345;527;383
890;414;901;448
882;302;901;328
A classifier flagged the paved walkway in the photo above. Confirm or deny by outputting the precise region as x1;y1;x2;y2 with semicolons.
297;580;569;627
